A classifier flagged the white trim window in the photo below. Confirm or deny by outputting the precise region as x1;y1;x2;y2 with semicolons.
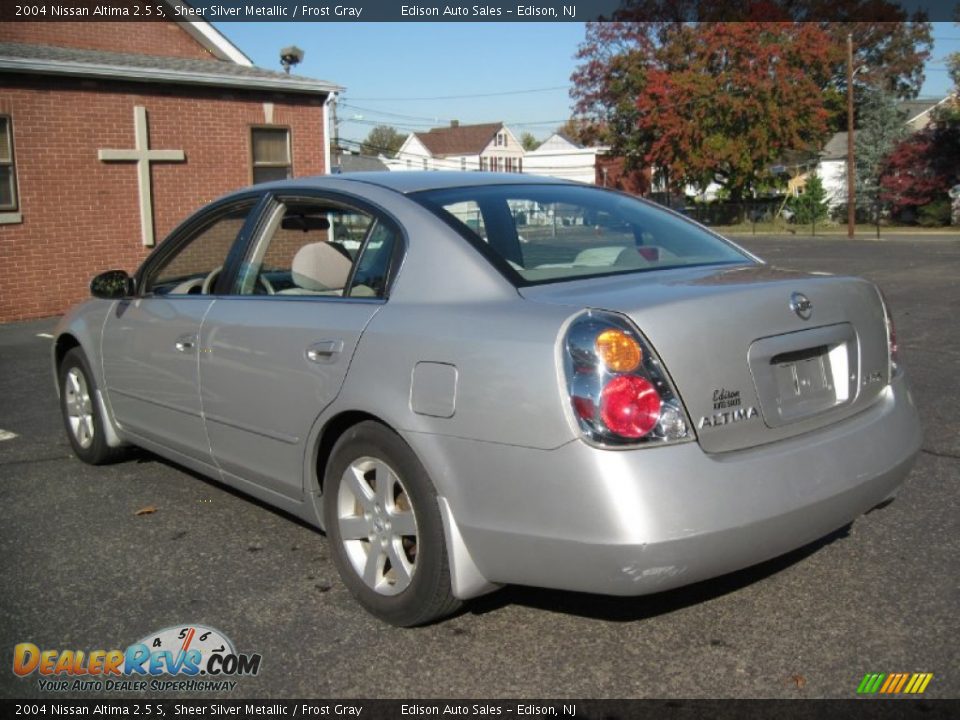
251;127;292;184
0;116;19;212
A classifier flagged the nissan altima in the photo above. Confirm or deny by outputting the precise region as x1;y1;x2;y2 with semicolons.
53;172;921;626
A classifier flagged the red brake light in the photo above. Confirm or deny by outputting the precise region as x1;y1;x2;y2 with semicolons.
600;375;662;438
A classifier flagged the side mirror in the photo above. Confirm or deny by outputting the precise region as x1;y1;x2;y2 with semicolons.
90;269;134;299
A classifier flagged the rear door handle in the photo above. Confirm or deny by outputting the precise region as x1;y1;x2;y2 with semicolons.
306;340;344;363
175;334;196;353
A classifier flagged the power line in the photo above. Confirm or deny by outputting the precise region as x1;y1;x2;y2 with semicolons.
339;102;451;124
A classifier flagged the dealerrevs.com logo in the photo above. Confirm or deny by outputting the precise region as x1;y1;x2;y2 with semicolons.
13;624;262;693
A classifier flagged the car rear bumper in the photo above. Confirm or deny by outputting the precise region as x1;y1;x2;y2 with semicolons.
415;372;921;597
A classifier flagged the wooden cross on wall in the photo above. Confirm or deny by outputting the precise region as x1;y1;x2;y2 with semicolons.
99;106;185;247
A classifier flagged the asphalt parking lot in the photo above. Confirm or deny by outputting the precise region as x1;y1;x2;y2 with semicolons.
1;233;957;699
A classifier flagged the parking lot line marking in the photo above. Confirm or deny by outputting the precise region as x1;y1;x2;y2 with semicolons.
0;429;18;441
36;333;53;339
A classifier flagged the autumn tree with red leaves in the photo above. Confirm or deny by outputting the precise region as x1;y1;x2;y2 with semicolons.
571;4;933;201
573;22;833;203
881;114;960;220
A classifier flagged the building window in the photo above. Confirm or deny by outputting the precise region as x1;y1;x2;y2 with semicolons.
251;127;292;184
480;157;488;171
0;117;18;212
518;158;523;174
496;132;506;147
461;157;466;171
422;158;428;170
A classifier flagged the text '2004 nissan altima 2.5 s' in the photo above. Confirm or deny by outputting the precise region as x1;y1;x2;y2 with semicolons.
53;172;921;626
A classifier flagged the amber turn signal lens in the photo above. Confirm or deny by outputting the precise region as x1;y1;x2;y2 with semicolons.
595;329;643;372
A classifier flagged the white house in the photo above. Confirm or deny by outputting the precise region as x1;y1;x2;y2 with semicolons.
522;133;608;184
818;95;955;207
384;122;524;172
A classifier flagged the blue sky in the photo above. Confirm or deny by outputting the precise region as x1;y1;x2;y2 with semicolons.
218;22;960;147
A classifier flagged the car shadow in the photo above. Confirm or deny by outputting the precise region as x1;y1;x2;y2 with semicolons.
132;451;325;535
465;525;853;623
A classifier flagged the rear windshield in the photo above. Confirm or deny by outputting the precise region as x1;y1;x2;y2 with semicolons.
412;184;751;285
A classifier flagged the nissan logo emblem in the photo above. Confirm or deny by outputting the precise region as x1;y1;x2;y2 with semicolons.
790;292;813;320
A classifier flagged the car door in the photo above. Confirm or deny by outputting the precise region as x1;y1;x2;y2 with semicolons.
101;196;260;464
198;193;402;499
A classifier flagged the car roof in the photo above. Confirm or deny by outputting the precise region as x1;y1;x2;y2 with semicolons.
252;171;575;196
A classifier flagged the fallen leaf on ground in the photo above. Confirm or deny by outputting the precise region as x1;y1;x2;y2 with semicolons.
134;506;157;516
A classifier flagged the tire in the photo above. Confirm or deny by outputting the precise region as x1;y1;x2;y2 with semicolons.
323;421;461;626
59;347;124;465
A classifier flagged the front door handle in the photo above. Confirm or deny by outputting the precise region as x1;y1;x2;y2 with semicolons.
175;334;196;353
306;340;344;363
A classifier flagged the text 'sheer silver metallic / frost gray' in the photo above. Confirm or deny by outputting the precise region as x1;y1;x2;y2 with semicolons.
53;173;921;626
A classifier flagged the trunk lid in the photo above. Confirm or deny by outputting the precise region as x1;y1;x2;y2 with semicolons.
522;263;891;452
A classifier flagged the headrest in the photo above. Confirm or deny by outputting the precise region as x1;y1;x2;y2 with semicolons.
290;242;353;291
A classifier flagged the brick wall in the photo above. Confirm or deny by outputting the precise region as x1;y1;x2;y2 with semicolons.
0;21;216;61
0;75;326;321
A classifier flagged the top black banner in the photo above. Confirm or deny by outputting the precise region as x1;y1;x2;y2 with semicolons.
1;0;957;22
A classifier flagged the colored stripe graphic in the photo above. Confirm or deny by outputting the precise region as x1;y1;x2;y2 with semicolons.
861;673;886;694
858;672;933;694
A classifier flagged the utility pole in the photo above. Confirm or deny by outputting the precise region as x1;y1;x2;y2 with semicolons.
847;33;856;239
330;95;340;169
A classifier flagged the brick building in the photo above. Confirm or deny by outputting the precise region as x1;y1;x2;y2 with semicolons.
0;17;340;322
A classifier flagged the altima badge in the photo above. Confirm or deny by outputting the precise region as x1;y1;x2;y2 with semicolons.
698;406;759;429
790;292;813;320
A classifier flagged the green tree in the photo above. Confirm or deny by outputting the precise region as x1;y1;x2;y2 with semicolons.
360;125;405;157
556;117;600;147
789;175;830;234
852;89;906;237
519;132;541;151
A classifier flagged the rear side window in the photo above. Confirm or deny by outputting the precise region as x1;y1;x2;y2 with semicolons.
235;199;397;299
413;184;750;285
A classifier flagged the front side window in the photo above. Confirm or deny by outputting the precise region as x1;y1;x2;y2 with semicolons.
0;116;18;211
147;202;256;295
413;184;751;285
251;128;292;184
236;199;398;299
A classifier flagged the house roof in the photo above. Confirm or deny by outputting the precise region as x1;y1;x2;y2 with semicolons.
821;132;851;161
819;96;954;161
168;4;253;65
898;98;941;124
414;122;503;157
0;42;342;95
553;132;583;148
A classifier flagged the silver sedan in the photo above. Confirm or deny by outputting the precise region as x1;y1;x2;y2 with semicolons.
53;173;921;625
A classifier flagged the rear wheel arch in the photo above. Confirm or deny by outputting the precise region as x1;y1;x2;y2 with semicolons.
314;410;390;497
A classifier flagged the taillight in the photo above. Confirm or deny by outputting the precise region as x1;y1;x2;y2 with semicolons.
563;310;692;447
600;375;661;438
878;289;899;380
